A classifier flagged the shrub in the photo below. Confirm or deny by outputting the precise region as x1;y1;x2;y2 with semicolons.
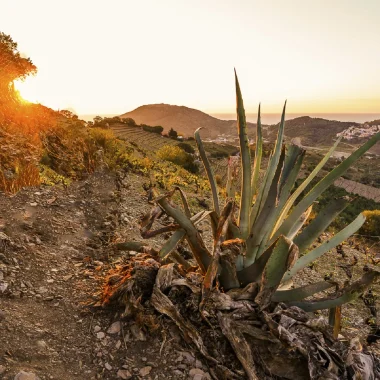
177;142;195;154
360;210;380;236
142;124;164;134
0;162;40;194
157;145;188;166
157;145;198;173
210;151;229;158
215;174;222;185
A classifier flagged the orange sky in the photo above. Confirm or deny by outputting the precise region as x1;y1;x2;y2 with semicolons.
2;0;379;117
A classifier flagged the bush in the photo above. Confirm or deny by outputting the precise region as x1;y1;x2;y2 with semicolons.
210;151;229;158
157;145;188;166
142;124;164;134
359;210;380;237
157;145;198;173
177;142;195;154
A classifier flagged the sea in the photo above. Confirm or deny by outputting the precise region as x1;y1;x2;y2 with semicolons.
211;113;380;125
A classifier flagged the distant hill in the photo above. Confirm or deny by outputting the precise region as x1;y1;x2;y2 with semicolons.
268;116;360;146
120;104;256;139
120;104;379;152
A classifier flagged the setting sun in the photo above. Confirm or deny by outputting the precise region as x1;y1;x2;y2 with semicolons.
14;78;40;104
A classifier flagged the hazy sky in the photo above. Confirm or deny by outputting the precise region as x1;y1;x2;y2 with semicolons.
2;0;380;116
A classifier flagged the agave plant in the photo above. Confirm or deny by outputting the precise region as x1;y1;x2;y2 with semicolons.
113;72;380;379
125;71;379;311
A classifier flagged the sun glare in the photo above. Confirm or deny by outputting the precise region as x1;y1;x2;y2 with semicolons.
14;78;40;104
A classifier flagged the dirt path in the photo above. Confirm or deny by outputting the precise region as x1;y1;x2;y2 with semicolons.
0;171;211;380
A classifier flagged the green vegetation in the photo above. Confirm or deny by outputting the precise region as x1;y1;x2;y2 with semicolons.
177;142;195;154
157;145;199;174
168;127;178;139
123;71;380;311
360;210;380;237
141;124;164;134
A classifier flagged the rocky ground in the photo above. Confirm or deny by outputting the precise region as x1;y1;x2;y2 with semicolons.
0;171;212;380
0;170;379;380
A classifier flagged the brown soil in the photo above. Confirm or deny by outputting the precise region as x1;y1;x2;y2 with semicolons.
0;171;211;380
0;170;379;379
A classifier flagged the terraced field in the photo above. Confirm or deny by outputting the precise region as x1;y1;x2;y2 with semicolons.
111;124;380;203
111;124;178;151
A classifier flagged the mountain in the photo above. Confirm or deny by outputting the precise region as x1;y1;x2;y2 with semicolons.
119;104;256;139
120;104;379;152
268;116;360;146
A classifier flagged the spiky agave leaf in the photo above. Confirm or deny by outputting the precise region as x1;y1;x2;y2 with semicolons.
271;137;342;238
156;195;212;273
194;128;220;216
245;147;286;264
250;101;287;229
255;235;298;309
282;213;366;282
234;70;252;239
271;281;336;302
287;268;380;311
273;132;380;241
294;197;350;255
250;104;262;202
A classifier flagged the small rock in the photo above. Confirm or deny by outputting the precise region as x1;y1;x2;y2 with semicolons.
117;369;132;379
14;371;40;380
0;365;5;375
0;282;8;293
182;351;195;365
30;202;38;207
115;340;122;349
139;366;152;377
189;368;204;376
104;362;112;371
195;359;203;369
97;332;105;339
36;340;48;350
107;321;121;334
130;324;146;341
94;325;101;333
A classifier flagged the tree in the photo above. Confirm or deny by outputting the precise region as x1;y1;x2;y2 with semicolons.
122;118;136;126
168;128;178;139
93;116;103;125
0;32;36;94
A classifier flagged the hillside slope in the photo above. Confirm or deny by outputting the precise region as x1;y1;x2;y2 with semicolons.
120;104;380;153
120;103;256;138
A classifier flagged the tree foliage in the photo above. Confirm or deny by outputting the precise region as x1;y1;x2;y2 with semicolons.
0;32;36;92
168;128;178;139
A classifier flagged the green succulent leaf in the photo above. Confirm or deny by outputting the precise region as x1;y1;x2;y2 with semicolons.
246;147;285;264
287;269;380;311
194;127;220;216
283;213;366;282
250;101;287;228
159;210;212;258
286;205;313;240
294;197;349;255
271;281;335;302
255;235;299;308
273;132;380;240
250;104;263;202
157;195;212;273
234;70;252;239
